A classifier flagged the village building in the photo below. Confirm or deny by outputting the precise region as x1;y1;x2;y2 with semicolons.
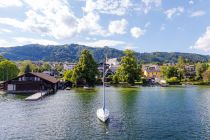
1;72;60;93
142;65;161;79
106;58;120;73
63;63;77;71
184;65;196;78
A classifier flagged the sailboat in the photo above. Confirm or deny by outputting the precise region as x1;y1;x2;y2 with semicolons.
97;62;109;122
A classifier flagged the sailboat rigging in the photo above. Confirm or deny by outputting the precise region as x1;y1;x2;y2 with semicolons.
96;61;109;122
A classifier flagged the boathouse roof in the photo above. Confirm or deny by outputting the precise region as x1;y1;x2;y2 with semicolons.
2;72;59;84
31;73;59;83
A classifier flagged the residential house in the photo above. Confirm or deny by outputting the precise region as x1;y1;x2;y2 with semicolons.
1;72;60;93
184;65;196;78
63;63;77;71
106;58;120;73
142;65;161;79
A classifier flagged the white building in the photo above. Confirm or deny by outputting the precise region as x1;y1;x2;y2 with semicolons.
63;63;77;71
106;58;119;66
106;58;120;73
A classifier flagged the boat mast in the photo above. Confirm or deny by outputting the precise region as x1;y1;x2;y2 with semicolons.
103;58;106;111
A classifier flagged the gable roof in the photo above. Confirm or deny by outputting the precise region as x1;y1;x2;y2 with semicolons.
1;72;60;84
30;72;59;84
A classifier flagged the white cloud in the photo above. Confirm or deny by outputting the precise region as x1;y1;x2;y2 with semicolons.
141;0;162;14
0;39;12;47
190;10;205;17
23;0;78;39
130;27;145;38
0;0;108;39
0;18;24;29
0;0;79;39
0;29;12;34
0;37;58;47
191;26;210;51
0;0;22;8
164;6;184;19
189;0;194;5
108;19;128;35
14;37;58;46
78;39;125;47
83;0;132;16
78;12;106;36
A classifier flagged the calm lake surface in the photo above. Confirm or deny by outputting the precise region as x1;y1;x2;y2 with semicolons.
1;86;210;139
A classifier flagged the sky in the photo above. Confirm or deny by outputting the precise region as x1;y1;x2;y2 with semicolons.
0;0;209;55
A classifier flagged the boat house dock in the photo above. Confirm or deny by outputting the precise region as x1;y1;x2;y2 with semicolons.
0;72;60;95
25;91;48;101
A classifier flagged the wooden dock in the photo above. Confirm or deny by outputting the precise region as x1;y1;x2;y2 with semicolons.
25;91;47;101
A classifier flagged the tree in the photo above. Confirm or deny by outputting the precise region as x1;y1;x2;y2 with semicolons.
41;62;51;71
166;77;180;85
160;65;178;79
113;50;140;85
0;55;5;62
176;56;186;80
195;62;208;80
177;56;184;67
160;66;168;79
20;60;37;74
55;63;63;72
203;68;210;82
0;60;19;81
25;64;31;73
63;70;73;82
71;49;98;87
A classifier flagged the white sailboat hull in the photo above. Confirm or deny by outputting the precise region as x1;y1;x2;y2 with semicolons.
97;108;109;122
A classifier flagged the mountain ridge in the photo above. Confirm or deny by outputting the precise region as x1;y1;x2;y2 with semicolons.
0;44;209;63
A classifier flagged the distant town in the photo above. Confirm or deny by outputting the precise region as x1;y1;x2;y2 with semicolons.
0;48;210;97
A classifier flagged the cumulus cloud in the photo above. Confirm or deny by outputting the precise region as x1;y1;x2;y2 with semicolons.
0;18;24;29
191;26;210;51
0;39;12;47
141;0;162;14
164;6;184;19
189;0;194;5
130;27;145;38
23;0;79;39
14;37;58;45
0;29;12;34
0;0;22;7
0;0;79;39
0;37;58;47
0;0;108;39
78;39;125;47
83;0;132;16
78;12;106;36
190;10;205;17
108;19;128;35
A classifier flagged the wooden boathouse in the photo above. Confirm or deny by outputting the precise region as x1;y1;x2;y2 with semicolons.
1;72;60;93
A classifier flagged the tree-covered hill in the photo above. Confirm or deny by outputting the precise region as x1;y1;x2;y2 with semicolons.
0;44;209;63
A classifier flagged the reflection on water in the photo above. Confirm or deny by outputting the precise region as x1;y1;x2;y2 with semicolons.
0;86;210;139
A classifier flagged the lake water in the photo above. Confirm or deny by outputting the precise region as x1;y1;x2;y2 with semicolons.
0;86;210;139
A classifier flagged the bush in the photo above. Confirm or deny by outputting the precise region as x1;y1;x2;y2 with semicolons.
166;77;180;85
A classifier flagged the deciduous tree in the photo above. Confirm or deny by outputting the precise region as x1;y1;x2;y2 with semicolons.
113;50;140;85
0;60;19;81
195;62;208;80
71;49;98;87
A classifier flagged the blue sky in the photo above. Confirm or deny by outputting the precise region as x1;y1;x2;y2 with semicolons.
0;0;209;54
